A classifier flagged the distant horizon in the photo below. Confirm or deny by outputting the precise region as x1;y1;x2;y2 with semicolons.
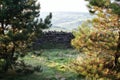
40;11;93;32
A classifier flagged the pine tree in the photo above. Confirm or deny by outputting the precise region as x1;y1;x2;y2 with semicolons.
87;0;120;68
71;0;120;79
0;0;52;72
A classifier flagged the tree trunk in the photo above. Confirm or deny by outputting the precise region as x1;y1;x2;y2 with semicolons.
1;22;4;35
3;43;15;72
4;59;9;72
114;31;120;66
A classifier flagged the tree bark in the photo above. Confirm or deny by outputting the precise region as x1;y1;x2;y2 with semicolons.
114;31;120;66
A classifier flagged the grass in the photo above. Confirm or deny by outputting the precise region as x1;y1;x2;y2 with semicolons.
2;49;84;80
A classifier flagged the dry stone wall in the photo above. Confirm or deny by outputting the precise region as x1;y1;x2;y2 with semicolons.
33;31;74;49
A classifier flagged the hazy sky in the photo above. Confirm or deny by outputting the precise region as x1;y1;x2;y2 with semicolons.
38;0;89;12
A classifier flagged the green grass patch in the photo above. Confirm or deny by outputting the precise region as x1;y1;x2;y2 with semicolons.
2;49;84;80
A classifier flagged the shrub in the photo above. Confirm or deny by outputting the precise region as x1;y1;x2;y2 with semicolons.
71;0;120;79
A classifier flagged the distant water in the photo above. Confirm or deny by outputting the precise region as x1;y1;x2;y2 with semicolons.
40;12;93;32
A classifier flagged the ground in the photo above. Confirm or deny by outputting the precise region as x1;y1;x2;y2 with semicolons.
2;49;84;80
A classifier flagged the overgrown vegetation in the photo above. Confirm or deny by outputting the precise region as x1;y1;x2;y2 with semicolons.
71;0;120;79
0;0;52;72
1;49;83;80
1;0;120;79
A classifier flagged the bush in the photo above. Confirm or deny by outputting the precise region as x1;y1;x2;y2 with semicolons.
71;20;120;79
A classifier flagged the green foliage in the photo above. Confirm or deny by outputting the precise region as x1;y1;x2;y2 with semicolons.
71;22;120;79
89;0;110;7
71;0;120;79
71;21;93;50
0;0;52;72
110;2;120;15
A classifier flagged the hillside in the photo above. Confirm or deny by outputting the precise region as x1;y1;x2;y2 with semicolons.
40;12;93;31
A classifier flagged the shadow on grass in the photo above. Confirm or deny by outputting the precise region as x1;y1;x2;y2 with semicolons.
1;66;84;80
1;49;84;80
